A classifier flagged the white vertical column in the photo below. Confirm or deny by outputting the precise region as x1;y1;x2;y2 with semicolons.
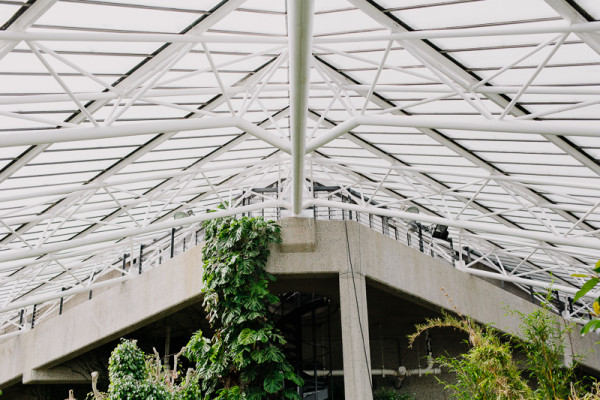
287;0;315;215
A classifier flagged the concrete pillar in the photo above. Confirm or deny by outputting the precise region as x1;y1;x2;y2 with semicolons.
278;217;316;253
339;270;373;400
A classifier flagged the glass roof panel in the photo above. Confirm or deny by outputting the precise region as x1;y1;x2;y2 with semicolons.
34;1;202;33
386;0;559;30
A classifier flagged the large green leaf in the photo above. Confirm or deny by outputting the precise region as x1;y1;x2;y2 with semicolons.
263;371;284;393
574;278;599;302
581;319;600;335
238;328;257;345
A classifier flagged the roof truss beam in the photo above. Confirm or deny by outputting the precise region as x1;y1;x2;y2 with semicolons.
543;0;600;55
346;0;600;178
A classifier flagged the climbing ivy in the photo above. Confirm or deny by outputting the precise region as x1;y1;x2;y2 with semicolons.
90;214;299;400
184;214;303;399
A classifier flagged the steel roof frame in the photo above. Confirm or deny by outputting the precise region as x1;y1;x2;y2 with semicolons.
0;0;599;327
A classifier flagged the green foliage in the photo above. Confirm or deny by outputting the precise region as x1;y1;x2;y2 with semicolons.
570;382;600;400
510;302;578;400
94;214;298;399
409;313;531;400
184;214;302;400
99;339;201;400
408;297;598;400
106;339;169;400
573;260;600;335
373;388;416;400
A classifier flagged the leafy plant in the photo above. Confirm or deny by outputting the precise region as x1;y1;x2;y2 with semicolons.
510;302;578;400
570;382;600;400
573;260;600;335
91;214;298;400
373;387;416;400
90;339;200;400
408;292;598;400
409;312;531;400
184;214;302;400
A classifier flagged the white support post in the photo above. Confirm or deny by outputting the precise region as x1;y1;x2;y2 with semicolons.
287;0;315;215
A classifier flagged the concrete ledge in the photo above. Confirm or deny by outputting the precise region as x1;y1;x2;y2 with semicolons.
2;220;599;389
0;245;205;388
23;366;90;385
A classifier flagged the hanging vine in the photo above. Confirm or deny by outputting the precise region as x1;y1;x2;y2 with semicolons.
89;214;301;400
184;214;303;399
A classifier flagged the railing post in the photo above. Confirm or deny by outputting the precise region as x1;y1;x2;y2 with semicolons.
59;287;65;315
139;244;144;274
170;227;176;258
122;253;128;276
31;304;37;329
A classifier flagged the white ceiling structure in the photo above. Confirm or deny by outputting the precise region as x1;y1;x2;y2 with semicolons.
0;0;600;336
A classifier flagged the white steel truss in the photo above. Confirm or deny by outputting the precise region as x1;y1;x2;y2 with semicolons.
0;0;599;336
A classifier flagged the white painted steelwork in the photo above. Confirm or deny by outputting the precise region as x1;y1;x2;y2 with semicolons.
0;0;599;329
287;0;315;214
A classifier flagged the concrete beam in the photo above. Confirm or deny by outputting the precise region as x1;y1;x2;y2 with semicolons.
0;245;205;387
2;220;599;389
23;366;90;385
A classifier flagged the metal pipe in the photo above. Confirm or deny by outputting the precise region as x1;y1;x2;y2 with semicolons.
341;84;600;96
0;117;291;153
0;86;290;106
306;114;600;153
303;366;441;377
0;20;598;43
356;114;600;137
287;0;315;214
0;200;288;264
459;265;591;299
0;157;281;204
0;330;25;342
313;158;600;192
4;84;600;107
0;274;133;315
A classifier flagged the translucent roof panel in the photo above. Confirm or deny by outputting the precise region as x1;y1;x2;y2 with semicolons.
0;0;599;331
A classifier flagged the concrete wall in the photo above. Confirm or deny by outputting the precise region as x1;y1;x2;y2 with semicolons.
1;219;599;393
0;245;205;387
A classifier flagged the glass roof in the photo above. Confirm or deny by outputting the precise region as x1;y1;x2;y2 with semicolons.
0;0;599;333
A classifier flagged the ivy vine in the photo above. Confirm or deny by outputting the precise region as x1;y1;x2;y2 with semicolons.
90;214;301;400
184;214;303;399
